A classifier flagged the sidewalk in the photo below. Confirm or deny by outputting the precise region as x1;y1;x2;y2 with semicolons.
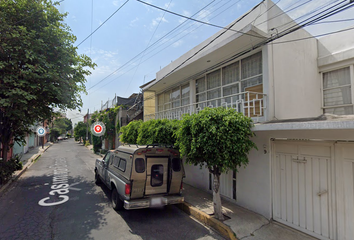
0;142;53;195
181;183;317;240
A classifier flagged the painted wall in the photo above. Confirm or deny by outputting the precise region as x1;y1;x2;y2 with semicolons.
183;127;354;220
263;2;322;120
183;159;210;192
143;91;156;121
318;27;354;68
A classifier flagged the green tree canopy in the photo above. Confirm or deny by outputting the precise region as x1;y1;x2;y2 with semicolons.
0;0;96;159
175;107;257;220
74;122;86;143
53;117;72;135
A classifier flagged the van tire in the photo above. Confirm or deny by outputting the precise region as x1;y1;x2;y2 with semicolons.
111;188;123;211
95;170;101;185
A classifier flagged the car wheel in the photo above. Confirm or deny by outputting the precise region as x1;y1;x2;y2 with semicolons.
111;188;123;211
94;171;101;184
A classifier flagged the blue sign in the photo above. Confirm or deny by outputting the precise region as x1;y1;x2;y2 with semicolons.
36;126;46;137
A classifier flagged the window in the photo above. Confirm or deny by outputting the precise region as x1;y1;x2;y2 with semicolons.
118;159;126;172
323;67;353;115
241;52;262;92
196;52;263;109
103;152;111;164
181;84;190;107
113;156;120;168
135;158;145;173
151;165;164;187
172;158;181;172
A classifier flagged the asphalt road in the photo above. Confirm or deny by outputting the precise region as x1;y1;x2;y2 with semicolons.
0;139;223;240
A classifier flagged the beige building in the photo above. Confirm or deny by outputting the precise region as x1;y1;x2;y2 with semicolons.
141;1;354;239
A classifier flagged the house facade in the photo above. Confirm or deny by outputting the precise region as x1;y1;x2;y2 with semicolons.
141;1;354;239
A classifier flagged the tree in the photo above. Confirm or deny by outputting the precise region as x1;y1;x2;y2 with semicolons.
175;107;257;220
74;122;86;143
0;0;96;160
53;117;72;135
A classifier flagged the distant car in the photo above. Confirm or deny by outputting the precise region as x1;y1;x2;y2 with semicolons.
64;136;68;140
57;136;63;140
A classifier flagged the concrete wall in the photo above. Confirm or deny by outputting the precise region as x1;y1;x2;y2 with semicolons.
317;27;354;69
262;1;321;120
183;159;210;191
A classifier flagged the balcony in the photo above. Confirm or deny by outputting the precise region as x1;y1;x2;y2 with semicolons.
145;91;267;123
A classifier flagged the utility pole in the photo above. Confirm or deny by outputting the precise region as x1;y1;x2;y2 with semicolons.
86;108;89;143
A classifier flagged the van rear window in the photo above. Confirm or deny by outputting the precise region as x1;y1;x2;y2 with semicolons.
172;158;181;172
151;165;163;187
135;158;145;173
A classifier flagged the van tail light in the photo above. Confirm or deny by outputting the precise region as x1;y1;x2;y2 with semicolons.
125;183;131;195
180;182;183;193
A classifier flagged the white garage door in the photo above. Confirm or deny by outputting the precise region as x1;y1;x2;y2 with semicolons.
272;141;335;240
336;143;354;240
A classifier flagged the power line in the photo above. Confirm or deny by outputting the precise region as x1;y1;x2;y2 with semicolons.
76;0;130;47
87;0;218;91
310;17;354;24
273;25;354;44
136;0;265;39
89;0;256;94
124;0;174;95
158;0;354;82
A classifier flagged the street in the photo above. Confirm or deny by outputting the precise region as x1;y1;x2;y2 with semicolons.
0;139;223;240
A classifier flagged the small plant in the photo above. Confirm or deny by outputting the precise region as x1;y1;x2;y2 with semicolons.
0;156;23;185
85;140;90;147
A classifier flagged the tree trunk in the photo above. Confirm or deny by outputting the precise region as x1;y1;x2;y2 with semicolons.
212;172;224;221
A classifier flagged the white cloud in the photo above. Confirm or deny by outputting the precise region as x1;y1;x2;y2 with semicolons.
172;40;183;48
130;17;139;27
197;9;211;23
151;16;168;27
179;10;191;23
112;0;124;7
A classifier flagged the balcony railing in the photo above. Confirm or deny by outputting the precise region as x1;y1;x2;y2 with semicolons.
145;91;267;123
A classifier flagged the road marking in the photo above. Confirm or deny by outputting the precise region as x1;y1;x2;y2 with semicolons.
38;158;71;207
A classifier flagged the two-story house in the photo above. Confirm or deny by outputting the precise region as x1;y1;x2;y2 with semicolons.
141;1;354;239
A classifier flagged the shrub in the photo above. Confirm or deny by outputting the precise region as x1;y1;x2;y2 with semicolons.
85;140;90;147
92;135;101;153
119;120;142;144
137;119;179;146
0;157;23;185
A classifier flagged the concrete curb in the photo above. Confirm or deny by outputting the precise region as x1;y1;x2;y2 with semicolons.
176;202;238;240
0;144;52;195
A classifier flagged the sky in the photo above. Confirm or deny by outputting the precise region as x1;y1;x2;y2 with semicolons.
60;0;354;125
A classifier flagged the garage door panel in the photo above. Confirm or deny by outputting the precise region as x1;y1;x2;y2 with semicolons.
343;160;354;240
292;159;299;226
299;145;331;157
286;156;293;223
298;162;306;229
305;158;314;232
320;158;330;238
273;142;333;240
280;155;287;220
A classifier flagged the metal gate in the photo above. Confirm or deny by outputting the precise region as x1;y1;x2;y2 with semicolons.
272;141;335;240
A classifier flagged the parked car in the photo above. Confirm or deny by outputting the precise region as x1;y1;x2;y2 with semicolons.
57;136;63;140
94;145;185;211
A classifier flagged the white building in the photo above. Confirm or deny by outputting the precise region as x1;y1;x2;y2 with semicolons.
141;1;354;239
